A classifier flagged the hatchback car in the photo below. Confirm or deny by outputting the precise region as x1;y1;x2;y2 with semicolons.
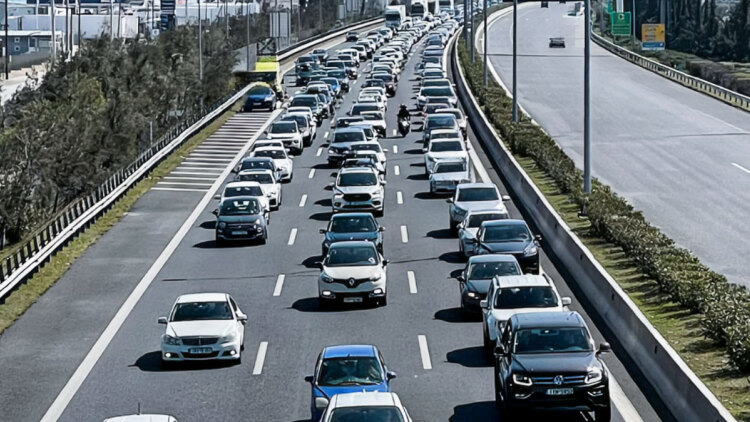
320;213;385;256
265;120;303;154
458;254;522;313
320;392;412;422
213;196;268;244
236;169;282;210
305;345;397;421
448;183;510;232
250;147;293;182
327;127;368;167
430;159;472;194
470;219;541;273
242;83;277;112
458;209;510;257
317;241;389;308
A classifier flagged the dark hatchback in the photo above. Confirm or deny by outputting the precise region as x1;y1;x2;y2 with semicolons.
242;83;277;112
320;212;384;256
213;196;268;245
494;312;611;421
457;254;521;313
471;219;541;274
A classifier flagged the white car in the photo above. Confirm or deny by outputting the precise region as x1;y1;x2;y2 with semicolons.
338;48;361;65
436;107;467;134
251;139;286;152
321;392;412;422
359;111;387;137
158;293;247;364
371;64;399;80
360;86;387;99
350;141;387;166
286;106;316;124
265;120;303;154
217;181;270;212
357;94;387;112
458;209;511;257
424;138;469;174
330;167;386;216
429;159;473;194
103;415;177;422
237;169;282;210
427;128;463;142
318;241;389;308
481;274;571;355
251;147;294;182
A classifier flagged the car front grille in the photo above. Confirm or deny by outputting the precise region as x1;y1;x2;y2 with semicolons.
343;193;371;202
183;351;220;359
181;337;219;346
531;374;586;386
332;277;371;288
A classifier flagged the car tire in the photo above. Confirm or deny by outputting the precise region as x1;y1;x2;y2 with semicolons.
258;232;267;245
379;295;387;307
595;405;611;422
449;220;458;233
319;299;334;311
215;236;224;247
375;206;384;218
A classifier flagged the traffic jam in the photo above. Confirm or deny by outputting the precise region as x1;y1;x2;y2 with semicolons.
144;7;613;422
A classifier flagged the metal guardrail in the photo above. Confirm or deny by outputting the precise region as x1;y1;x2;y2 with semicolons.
0;17;384;301
592;33;750;113
451;30;736;422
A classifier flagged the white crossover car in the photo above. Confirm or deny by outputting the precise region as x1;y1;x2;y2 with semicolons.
103;415;177;422
251;146;294;182
424;139;469;175
237;169;282;210
321;392;412;422
330;167;386;216
158;293;247;363
217;181;270;212
318;241;389;308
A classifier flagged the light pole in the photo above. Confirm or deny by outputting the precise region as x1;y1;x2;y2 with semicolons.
511;0;518;122
198;0;203;83
4;0;9;79
109;0;113;41
583;0;592;210
482;0;487;85
246;0;251;71
51;0;57;64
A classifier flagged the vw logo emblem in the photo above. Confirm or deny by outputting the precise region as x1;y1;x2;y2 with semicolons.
553;375;564;386
348;278;356;287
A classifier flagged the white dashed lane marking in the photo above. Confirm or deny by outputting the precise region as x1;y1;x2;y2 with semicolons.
252;342;269;375
400;225;409;243
394;165;400;175
418;335;432;370
299;194;308;207
273;275;285;297
397;191;403;204
317;147;323;157
407;271;417;294
288;228;298;246
393;145;398;154
308;168;316;179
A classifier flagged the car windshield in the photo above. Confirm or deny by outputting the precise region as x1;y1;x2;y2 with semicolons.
333;131;366;143
171;301;233;321
344;159;375;168
364;79;385;87
424;80;451;87
423;87;453;96
328;61;346;69
339;172;377;186
469;261;521;279
430;141;463;152
220;199;260;216
322;78;339;86
239;172;274;184
362;113;384;121
457;187;499;202
496;286;558;309
352;144;380;152
297;56;315;63
240;160;273;171
435;162;466;173
431;132;460;140
282;115;308;129
318;356;384;386
483;224;531;242
427;116;456;129
248;86;273;95
514;327;591;354
424;71;444;78
330;216;377;233
224;186;263;198
255;150;285;160
326;245;379;266
328;70;346;78
291;97;317;107
270;122;297;133
351;104;380;115
329;407;404;422
372;73;394;82
313;49;326;54
467;213;508;227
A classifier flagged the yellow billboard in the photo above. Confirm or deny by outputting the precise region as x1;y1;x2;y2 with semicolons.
642;24;665;51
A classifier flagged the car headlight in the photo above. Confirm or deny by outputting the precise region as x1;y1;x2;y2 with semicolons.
585;368;603;384
321;273;334;283
453;207;467;217
218;222;227;229
266;192;274;197
523;244;538;257
512;373;533;387
221;332;237;343
369;274;382;281
164;335;180;346
253;218;262;225
334;193;344;199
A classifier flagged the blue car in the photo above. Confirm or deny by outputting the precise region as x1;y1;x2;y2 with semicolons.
242;83;277;112
321;77;342;98
320;212;384;256
305;344;397;421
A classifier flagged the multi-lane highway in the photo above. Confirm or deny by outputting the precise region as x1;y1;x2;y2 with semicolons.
482;2;750;287
0;20;665;422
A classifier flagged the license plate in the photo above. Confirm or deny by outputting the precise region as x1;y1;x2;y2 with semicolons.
189;347;212;354
231;230;248;235
253;102;262;105
546;388;574;396
343;297;363;303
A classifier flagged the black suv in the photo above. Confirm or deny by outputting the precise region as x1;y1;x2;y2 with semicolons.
493;312;611;421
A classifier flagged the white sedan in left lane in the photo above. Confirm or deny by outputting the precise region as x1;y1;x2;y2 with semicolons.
158;293;247;364
251;146;294;182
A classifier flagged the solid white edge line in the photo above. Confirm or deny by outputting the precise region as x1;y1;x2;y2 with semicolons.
407;271;417;294
39;106;278;422
152;187;209;193
308;168;316;179
252;341;269;375
400;225;409;243
732;162;750;174
394;165;400;176
273;274;285;297
316;147;324;157
417;335;432;370
397;191;404;204
288;228;298;246
156;181;214;187
393;145;398;154
299;194;308;207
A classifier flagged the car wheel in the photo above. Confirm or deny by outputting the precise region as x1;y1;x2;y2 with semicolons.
379;295;387;307
483;328;493;358
595;405;611;422
449;220;458;233
215;236;224;247
319;299;334;311
258;232;267;245
375;206;384;218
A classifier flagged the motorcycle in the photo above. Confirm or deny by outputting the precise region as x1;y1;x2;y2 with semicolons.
398;117;411;137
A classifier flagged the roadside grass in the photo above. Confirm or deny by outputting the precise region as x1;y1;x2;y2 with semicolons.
0;100;243;335
516;157;750;420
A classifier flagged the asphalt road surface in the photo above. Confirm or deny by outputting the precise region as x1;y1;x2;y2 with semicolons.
483;3;750;288
0;26;664;422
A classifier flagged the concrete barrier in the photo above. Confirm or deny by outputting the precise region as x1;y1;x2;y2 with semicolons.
450;31;737;422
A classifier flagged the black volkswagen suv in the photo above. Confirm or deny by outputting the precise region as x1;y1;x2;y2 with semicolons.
493;312;611;421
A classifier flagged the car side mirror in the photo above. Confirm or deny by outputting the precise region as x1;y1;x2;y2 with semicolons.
157;316;168;325
534;234;543;242
314;261;323;269
494;344;505;357
319;229;327;234
480;299;488;309
383;259;390;265
304;375;314;383
421;147;427;153
237;313;248;323
561;297;572;306
457;275;465;282
502;194;511;201
231;168;238;174
327;182;335;188
378;226;386;232
446;198;453;204
456;223;464;229
213;194;220;200
597;342;612;355
386;371;397;380
211;209;218;216
381;180;387;185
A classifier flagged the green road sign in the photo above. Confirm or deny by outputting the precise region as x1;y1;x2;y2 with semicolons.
605;0;614;13
610;11;632;36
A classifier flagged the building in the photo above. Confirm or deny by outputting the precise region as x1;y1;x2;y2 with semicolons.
0;29;61;55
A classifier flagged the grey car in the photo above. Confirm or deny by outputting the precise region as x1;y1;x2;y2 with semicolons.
430;160;473;194
327;127;368;167
447;183;510;232
457;254;522;312
458;210;511;257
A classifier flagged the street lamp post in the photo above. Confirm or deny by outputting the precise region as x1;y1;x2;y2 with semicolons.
583;0;592;210
4;0;9;79
482;0;487;86
511;0;518;122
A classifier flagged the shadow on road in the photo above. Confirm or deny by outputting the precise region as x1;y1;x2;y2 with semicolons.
447;346;492;368
427;228;453;239
434;307;480;323
131;351;237;372
449;401;499;422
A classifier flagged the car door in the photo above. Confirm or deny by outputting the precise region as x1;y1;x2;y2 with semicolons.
228;296;245;344
498;323;514;394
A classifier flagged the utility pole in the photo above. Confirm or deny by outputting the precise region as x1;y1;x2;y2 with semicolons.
4;0;9;79
51;0;57;64
246;0;250;71
482;0;487;85
511;0;518;122
77;2;81;49
109;0;113;40
318;0;321;27
583;0;592;211
469;0;474;62
631;0;636;49
225;0;229;35
198;0;202;82
185;0;189;25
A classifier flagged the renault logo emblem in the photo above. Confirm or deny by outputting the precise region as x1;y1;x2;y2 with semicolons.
553;375;564;386
348;278;356;287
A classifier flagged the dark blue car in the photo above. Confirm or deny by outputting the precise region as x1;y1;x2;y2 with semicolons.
320;213;384;256
305;344;396;421
242;83;277;112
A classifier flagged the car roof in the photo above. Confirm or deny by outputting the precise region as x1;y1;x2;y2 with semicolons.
430;129;461;135
253;146;286;153
339;167;377;174
239;169;274;176
242;156;273;163
103;415;176;422
512;311;585;329
330;392;399;408
176;293;227;303
426;113;455;119
335;127;365;133
480;219;526;228
328;240;377;249
331;212;375;220
457;182;496;190
322;344;377;358
435;107;462;114
225;181;261;188
494;274;550;289
468;254;519;265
